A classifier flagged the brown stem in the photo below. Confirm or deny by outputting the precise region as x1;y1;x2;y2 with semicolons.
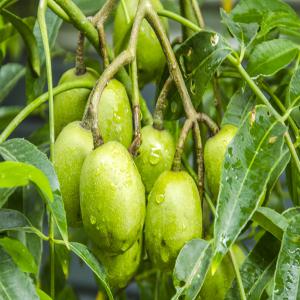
193;122;204;198
93;0;117;24
197;112;219;135
191;0;205;28
129;105;141;155
75;31;86;75
97;24;109;68
172;119;193;171
81;85;96;130
153;76;173;130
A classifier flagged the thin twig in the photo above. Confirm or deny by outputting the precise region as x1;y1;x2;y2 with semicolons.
197;112;219;135
75;31;86;75
153;76;173;130
193;122;204;197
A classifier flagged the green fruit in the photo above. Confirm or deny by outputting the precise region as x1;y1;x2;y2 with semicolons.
145;170;202;270
93;235;142;289
98;79;133;148
204;124;238;198
54;121;93;227
134;125;175;193
199;245;245;300
80;141;145;254
113;0;168;86
54;67;99;137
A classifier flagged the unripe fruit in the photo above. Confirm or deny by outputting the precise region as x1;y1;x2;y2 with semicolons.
93;235;142;289
80;141;145;254
53;121;93;227
113;0;168;86
54;67;99;137
134;125;175;193
199;245;245;300
204;124;238;198
145;170;202;270
98;79;133;148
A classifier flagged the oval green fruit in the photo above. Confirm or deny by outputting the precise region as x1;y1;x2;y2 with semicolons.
199;244;245;300
54;121;93;227
145;170;202;270
93;235;142;289
204;124;238;198
98;79;133;148
134;125;175;193
80;141;145;254
113;0;168;86
54;67;99;137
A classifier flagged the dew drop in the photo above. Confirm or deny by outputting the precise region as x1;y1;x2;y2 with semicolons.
90;215;96;225
155;194;165;204
113;112;122;124
149;147;161;165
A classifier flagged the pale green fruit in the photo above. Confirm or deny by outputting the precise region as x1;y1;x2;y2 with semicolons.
204;124;238;198
54;67;99;137
53;121;93;227
145;170;202;270
134;126;175;193
80;141;146;254
113;0;168;86
199;245;245;300
93;235;142;289
98;79;132;148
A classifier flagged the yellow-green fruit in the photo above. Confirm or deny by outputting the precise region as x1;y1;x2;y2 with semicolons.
134;126;175;193
54;121;93;227
145;171;202;270
199;245;245;300
204;124;238;198
98;79;132;148
93;236;142;289
54;67;99;137
80;141;146;254
113;0;168;86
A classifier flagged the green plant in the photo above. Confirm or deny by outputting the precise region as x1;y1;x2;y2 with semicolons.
1;0;300;299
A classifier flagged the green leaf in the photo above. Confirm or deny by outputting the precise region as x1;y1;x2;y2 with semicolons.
221;86;255;127
0;0;16;9
69;242;113;300
252;207;288;240
0;106;22;131
226;232;281;299
221;9;258;48
36;288;52;300
164;30;232;120
286;159;300;207
272;214;300;299
0;138;68;242
0;246;39;300
230;0;297;24
0;63;25;103
247;39;298;78
26;8;62;102
1;9;40;76
172;239;213;300
213;105;287;270
0;187;15;208
258;12;300;39
288;67;300;107
0;209;33;232
0;161;53;202
0;237;37;274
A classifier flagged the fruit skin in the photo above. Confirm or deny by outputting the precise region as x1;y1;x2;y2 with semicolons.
53;121;93;227
199;245;245;300
145;170;202;270
113;0;168;86
98;79;133;148
54;67;99;137
93;235;142;289
204;124;238;198
134;126;175;193
80;141;146;254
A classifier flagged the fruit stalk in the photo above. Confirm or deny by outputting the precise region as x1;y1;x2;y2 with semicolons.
197;112;219;135
153;76;173;130
193;122;204;197
75;31;86;75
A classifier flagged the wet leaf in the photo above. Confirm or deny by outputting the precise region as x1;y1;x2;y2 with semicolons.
213;105;287;270
0;209;33;232
172;239;213;300
1;9;40;76
0;63;25;103
0;139;67;242
226;232;281;300
0;246;39;300
0;237;37;273
247;39;298;78
272;213;300;299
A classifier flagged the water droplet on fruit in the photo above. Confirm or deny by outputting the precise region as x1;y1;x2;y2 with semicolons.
155;194;165;204
90;215;96;225
171;101;177;113
113;112;122;124
149;147;161;165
